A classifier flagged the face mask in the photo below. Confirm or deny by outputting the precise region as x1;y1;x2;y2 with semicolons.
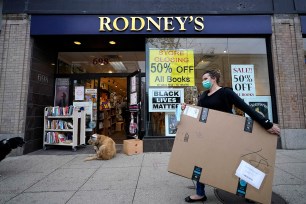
202;80;212;89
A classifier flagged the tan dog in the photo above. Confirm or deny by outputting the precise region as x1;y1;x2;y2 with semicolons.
84;134;116;161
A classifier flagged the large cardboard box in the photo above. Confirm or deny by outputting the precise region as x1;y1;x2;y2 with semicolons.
123;139;143;156
168;105;278;204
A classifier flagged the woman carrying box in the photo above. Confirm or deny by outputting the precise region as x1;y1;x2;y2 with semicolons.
182;69;280;203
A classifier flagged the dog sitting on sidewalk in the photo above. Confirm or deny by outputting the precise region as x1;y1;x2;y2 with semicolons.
84;134;116;161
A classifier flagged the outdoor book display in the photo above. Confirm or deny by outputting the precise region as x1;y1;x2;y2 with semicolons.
168;105;278;204
43;106;86;151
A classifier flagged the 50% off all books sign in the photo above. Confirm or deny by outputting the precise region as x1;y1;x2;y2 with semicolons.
149;49;195;87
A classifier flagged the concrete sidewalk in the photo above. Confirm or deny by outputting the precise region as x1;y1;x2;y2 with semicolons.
0;149;305;204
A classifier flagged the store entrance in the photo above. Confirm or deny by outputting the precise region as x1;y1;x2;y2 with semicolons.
71;76;128;144
98;77;128;144
57;51;145;144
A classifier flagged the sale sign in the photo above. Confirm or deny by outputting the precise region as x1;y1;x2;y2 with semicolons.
231;64;256;98
149;49;195;86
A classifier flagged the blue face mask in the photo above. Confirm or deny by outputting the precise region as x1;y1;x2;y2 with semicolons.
202;80;212;89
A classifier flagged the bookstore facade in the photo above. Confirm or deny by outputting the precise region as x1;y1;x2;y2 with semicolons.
1;0;306;154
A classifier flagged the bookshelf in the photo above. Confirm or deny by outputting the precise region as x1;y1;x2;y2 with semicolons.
43;106;86;151
98;108;116;136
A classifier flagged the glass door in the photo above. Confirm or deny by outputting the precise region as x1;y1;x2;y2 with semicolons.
127;69;143;139
72;78;98;126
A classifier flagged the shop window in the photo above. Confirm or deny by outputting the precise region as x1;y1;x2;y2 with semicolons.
146;37;272;137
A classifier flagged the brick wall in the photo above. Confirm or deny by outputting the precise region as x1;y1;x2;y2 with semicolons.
271;14;306;149
0;14;31;156
0;14;56;154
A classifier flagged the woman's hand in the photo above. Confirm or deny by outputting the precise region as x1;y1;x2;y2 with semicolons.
181;103;187;111
267;124;281;136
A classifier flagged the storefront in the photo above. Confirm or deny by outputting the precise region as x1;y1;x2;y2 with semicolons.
1;0;306;154
28;14;278;151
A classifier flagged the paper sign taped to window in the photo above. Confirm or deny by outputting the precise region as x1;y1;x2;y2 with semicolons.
235;160;266;189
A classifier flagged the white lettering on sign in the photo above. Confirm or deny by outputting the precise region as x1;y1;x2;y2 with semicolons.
155;98;177;103
149;88;184;112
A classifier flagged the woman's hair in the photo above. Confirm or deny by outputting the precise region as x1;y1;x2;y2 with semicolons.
203;69;221;84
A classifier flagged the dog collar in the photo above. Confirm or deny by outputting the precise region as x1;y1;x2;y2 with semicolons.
2;139;10;147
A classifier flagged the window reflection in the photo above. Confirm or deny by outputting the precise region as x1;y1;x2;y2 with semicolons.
146;37;270;137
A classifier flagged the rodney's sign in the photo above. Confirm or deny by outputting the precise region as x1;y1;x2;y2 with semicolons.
98;16;204;32
30;15;272;35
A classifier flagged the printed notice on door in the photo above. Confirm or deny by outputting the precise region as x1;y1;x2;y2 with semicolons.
149;49;195;86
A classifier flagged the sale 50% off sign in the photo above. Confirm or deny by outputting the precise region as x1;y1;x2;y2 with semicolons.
231;64;256;98
149;49;195;86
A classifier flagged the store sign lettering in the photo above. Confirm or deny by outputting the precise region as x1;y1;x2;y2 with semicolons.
231;64;256;99
99;16;204;32
149;49;195;86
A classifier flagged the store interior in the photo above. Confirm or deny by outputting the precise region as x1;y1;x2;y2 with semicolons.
57;51;145;144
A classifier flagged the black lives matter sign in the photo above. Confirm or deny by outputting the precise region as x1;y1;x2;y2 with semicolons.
149;88;184;112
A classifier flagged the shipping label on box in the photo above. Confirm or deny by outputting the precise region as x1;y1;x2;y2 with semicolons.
168;105;277;204
235;160;266;190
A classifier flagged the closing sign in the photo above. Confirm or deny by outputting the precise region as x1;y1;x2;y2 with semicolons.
149;88;184;112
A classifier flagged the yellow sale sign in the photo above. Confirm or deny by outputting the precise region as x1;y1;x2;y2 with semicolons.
149;49;195;86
